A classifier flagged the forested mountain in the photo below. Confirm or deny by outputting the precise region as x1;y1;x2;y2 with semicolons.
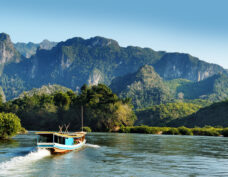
0;32;228;102
154;53;226;82
18;84;71;98
110;65;171;108
168;100;228;127
136;102;201;126
166;74;228;101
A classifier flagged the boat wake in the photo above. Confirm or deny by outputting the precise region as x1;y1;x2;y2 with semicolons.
85;143;100;148
0;149;50;176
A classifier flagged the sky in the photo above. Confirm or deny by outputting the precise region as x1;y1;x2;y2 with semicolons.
1;0;228;68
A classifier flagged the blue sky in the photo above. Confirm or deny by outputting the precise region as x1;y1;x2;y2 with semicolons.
1;0;228;68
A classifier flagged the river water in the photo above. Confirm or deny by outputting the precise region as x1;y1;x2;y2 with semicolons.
0;132;228;177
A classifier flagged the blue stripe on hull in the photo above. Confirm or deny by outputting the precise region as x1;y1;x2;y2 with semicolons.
54;143;84;150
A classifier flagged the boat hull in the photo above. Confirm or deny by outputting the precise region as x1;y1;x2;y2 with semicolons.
37;140;86;154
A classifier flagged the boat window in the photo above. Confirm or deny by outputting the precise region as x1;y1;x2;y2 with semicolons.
38;134;53;143
54;136;65;144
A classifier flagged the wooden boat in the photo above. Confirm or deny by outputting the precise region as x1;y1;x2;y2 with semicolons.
36;131;86;154
36;106;86;154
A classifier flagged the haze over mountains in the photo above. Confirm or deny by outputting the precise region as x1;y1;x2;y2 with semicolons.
0;32;228;106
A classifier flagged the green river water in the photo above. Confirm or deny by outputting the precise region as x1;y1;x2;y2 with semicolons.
0;132;228;177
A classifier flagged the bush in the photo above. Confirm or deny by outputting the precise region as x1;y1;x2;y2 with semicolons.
130;126;151;134
19;127;28;134
163;128;180;135
82;126;92;132
192;128;220;136
119;126;131;133
178;126;193;135
0;112;22;139
222;128;228;137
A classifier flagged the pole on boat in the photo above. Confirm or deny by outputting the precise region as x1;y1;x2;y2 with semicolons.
81;105;83;132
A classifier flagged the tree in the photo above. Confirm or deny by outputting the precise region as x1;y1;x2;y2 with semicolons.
0;112;22;139
53;92;70;110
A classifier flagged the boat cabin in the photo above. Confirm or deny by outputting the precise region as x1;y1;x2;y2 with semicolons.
37;132;86;146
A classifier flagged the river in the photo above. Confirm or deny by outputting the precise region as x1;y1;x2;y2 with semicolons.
0;132;228;177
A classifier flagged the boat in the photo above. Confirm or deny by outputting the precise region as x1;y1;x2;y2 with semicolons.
36;106;86;154
36;130;86;154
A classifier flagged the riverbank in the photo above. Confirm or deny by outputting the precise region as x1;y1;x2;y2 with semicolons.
119;125;228;137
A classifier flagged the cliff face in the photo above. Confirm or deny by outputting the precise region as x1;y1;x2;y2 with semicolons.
154;53;226;82
0;33;22;74
15;36;163;89
1;33;228;101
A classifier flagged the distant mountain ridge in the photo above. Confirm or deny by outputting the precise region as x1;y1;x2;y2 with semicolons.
154;53;226;82
14;39;57;58
0;32;228;101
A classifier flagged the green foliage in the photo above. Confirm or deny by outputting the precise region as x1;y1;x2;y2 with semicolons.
2;36;165;101
53;92;70;110
0;84;136;132
78;84;136;131
136;102;201;126
110;65;172;109
192;127;220;136
165;74;228;103
169;100;228;128
119;125;224;137
19;84;71;98
82;126;92;132
162;128;180;135
177;126;193;135
0;112;22;139
222;128;228;137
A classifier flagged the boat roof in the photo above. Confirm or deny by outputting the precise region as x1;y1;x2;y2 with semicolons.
35;131;86;138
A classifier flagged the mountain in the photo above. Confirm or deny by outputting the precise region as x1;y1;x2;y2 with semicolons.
0;86;6;102
39;39;57;50
110;65;171;108
154;53;226;82
110;67;228;108
2;36;164;98
14;40;57;58
0;33;23;74
1;33;228;101
14;42;38;58
18;84;71;98
166;74;228;102
136;102;201;126
168;100;228;127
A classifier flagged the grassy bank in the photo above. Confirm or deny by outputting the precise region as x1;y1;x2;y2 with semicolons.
119;125;228;137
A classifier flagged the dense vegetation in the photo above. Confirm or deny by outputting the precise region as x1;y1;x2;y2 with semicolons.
119;125;228;137
135;102;201;126
169;99;228;127
110;65;172;108
18;84;71;98
171;74;228;101
1;33;228;102
0;112;22;139
111;66;228;109
0;84;136;131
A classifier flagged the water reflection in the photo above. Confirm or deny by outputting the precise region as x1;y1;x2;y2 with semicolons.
0;138;19;149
